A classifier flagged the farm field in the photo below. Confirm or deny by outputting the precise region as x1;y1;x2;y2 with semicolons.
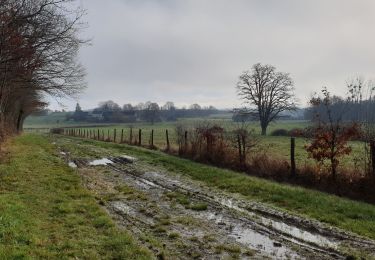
44;119;365;169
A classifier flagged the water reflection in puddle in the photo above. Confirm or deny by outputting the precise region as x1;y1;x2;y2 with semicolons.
89;158;113;166
68;161;77;168
217;198;337;249
201;211;299;259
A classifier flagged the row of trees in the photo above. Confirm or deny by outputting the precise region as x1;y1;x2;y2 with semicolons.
0;0;85;139
94;100;216;112
69;101;219;123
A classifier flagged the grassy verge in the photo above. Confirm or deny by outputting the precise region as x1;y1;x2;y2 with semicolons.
68;136;375;240
0;134;151;259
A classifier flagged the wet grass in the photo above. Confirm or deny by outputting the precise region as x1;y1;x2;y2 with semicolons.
0;134;151;259
189;202;208;211
56;135;375;240
165;191;207;211
115;184;149;201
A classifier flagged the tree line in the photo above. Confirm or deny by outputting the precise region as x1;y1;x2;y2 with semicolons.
68;100;220;124
0;0;85;140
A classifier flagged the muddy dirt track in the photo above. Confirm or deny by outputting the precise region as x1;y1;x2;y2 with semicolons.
54;136;375;259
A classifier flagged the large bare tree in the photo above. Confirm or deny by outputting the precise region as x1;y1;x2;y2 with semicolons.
237;63;297;135
0;0;86;136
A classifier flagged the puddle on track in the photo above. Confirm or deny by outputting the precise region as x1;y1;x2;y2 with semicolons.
108;167;309;258
89;158;113;166
140;171;338;251
200;210;300;259
68;161;77;168
107;164;342;257
218;198;337;249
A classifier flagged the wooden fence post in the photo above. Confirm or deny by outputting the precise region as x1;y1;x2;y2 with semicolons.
184;131;188;151
114;129;117;143
97;129;99;140
138;129;142;146
370;140;375;176
130;127;133;144
237;134;242;165
150;129;154;148
291;137;296;177
121;129;124;143
166;129;170;151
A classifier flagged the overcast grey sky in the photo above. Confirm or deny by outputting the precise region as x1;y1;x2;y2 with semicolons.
50;0;375;110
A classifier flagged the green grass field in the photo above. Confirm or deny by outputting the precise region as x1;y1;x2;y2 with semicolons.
57;119;308;146
24;114;368;169
0;134;151;259
56;120;365;168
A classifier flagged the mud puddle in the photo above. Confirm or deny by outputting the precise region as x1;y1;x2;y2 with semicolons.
88;158;113;166
68;161;77;168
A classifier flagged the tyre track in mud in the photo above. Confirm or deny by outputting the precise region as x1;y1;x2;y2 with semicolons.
99;156;370;259
55;138;375;259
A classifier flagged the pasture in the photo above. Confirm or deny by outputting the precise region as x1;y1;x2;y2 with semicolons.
54;119;365;169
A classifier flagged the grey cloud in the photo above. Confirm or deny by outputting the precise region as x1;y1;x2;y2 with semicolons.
50;0;375;110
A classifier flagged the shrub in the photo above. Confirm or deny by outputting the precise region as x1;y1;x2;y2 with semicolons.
270;128;288;136
50;128;64;134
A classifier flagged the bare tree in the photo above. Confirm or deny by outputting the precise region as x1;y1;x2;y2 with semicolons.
98;100;121;111
237;63;297;135
141;102;160;124
0;0;86;136
346;77;375;176
162;101;175;111
122;103;134;111
231;121;258;167
189;103;201;110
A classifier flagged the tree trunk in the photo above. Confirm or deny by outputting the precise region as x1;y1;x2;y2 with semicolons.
370;140;375;176
261;126;267;136
16;110;24;133
331;158;336;180
260;120;268;136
